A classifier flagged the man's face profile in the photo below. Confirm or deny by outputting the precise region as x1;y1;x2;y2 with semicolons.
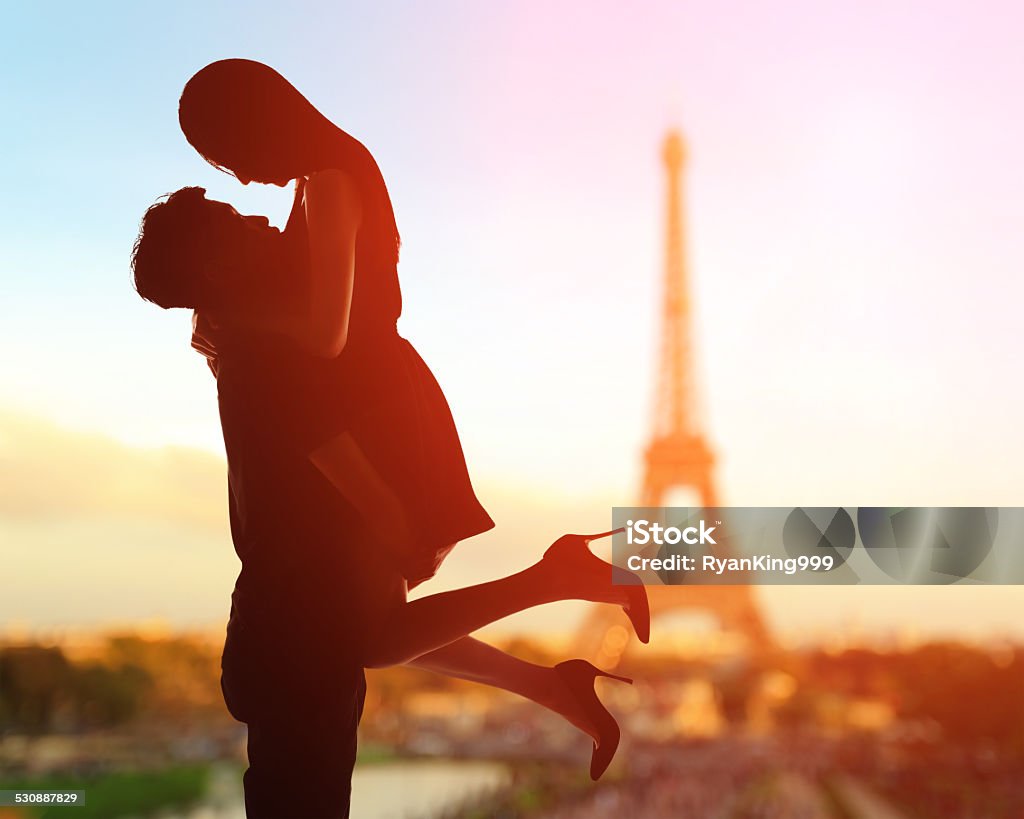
196;196;282;295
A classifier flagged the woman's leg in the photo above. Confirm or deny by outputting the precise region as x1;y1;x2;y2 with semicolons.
407;636;596;737
409;637;549;698
364;562;558;668
358;534;636;669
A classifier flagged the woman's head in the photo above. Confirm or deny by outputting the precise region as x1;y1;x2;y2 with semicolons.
179;59;400;266
179;59;334;184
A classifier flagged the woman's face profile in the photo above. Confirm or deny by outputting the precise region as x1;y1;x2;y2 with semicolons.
231;169;290;187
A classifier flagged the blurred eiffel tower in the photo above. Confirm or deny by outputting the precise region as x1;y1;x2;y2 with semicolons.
581;129;771;668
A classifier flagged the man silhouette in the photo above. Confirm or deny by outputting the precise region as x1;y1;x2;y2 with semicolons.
131;187;369;817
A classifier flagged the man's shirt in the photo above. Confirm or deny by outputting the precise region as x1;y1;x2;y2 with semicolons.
214;334;366;669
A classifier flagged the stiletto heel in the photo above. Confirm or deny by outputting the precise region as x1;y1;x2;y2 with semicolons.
543;528;651;644
613;562;651;645
554;659;633;780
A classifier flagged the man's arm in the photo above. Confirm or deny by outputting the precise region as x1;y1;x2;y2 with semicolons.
310;431;430;578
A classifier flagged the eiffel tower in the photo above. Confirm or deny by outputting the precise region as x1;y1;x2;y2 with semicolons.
581;129;771;668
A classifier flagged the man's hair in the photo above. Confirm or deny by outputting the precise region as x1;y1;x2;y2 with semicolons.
130;186;224;309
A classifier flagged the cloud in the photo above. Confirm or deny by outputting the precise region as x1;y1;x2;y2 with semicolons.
0;408;227;535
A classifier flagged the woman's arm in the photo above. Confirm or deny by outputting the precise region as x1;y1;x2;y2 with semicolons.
300;168;362;357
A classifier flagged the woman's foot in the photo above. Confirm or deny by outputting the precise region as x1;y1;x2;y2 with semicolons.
540;529;650;643
547;659;632;780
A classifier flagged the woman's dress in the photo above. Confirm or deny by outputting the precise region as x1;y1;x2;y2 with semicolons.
282;176;494;587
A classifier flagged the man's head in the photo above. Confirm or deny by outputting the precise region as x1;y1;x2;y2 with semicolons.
130;186;280;310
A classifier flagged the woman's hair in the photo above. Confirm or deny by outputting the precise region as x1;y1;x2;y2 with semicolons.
179;59;400;269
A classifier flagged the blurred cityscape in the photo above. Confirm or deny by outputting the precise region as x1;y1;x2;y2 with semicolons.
0;621;1021;818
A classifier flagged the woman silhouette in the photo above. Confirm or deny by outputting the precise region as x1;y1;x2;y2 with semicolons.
176;59;651;815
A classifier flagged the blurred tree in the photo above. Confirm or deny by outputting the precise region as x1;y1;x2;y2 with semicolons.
0;645;72;733
72;662;151;727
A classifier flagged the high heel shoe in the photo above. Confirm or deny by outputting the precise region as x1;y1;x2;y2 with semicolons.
543;528;651;644
554;659;633;780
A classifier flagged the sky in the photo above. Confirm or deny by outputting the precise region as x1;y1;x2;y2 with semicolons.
1;1;1022;641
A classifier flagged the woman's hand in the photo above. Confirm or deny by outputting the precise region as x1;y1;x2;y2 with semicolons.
191;310;224;376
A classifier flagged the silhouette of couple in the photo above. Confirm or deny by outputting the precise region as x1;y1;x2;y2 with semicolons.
131;59;651;818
